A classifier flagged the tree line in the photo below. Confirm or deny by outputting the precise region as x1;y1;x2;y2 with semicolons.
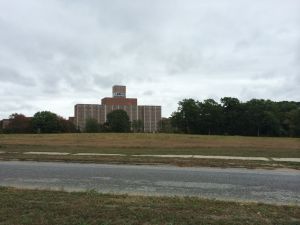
167;98;300;137
0;110;135;134
0;111;77;134
1;98;300;137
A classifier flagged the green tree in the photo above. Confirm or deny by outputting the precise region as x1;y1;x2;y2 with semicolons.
243;99;280;136
277;101;299;136
106;110;130;132
198;99;223;135
244;99;268;136
221;97;244;135
31;111;61;133
170;97;300;137
288;109;300;137
85;118;100;133
132;119;143;132
171;99;200;134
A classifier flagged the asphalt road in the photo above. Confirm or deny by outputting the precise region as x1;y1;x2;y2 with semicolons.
0;161;299;205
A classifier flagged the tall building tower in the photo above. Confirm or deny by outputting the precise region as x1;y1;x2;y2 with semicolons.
74;85;161;132
112;85;126;98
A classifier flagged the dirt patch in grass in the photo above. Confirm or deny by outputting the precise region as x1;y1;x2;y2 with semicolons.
0;187;299;225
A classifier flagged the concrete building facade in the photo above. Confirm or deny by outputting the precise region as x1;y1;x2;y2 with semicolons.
74;85;161;132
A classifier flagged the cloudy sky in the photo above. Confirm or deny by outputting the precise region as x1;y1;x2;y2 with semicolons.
0;0;299;119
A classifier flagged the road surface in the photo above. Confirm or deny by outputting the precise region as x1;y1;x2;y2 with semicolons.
0;161;299;205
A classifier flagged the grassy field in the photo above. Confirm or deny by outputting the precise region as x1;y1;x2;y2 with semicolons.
1;133;299;155
0;187;299;225
0;133;299;169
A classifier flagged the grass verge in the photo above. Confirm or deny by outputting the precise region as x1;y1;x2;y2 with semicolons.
0;187;299;225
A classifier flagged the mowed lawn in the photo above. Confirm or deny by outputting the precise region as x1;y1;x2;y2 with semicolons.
0;133;300;157
0;187;299;225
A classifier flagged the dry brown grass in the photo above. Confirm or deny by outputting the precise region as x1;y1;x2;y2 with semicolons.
1;134;300;168
1;133;299;150
0;187;299;225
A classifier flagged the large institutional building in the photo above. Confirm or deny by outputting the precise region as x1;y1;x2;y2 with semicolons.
74;85;162;132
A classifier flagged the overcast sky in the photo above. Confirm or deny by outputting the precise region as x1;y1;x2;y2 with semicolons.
0;0;299;119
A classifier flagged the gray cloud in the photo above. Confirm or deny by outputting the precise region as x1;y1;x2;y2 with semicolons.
0;0;299;118
0;67;35;86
